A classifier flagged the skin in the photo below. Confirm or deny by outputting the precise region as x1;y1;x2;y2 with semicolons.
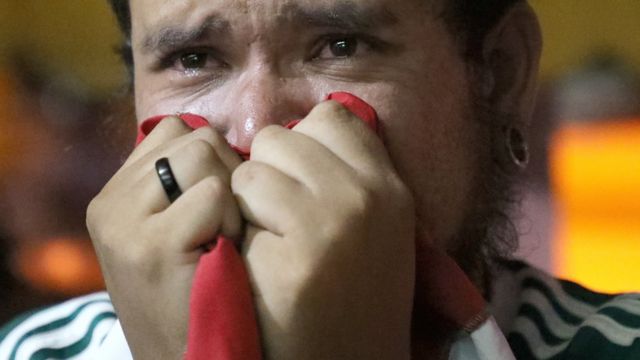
87;0;541;358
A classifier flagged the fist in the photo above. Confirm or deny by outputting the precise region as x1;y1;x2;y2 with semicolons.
87;117;242;360
232;101;416;359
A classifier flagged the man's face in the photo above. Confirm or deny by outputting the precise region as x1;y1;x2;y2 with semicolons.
129;0;486;248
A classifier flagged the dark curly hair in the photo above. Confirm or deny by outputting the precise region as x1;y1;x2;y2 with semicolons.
107;0;522;72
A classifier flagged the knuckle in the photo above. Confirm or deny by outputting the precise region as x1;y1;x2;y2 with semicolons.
87;211;117;249
231;162;260;189
193;126;225;148
254;125;284;147
123;242;159;271
185;139;218;163
231;161;250;182
86;190;115;234
347;184;376;214
123;221;164;262
321;183;374;239
198;176;226;198
392;180;415;212
85;197;102;232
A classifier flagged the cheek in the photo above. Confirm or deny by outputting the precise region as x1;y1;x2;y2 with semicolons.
133;73;228;125
134;72;164;122
370;65;484;245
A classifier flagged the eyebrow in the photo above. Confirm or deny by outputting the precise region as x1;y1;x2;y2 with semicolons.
140;1;399;54
141;15;231;54
282;2;399;30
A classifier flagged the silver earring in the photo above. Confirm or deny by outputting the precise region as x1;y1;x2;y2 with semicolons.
502;126;529;172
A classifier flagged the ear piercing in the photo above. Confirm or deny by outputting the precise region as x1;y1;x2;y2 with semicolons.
502;126;529;172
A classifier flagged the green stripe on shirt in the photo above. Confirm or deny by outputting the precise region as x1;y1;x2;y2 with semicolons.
503;260;640;359
28;311;116;360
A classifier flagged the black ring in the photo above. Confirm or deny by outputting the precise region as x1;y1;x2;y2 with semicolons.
155;157;182;203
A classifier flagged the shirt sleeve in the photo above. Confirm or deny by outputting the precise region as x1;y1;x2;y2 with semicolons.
448;316;515;360
0;292;126;360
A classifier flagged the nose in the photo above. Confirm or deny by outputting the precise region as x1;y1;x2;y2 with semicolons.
217;67;312;152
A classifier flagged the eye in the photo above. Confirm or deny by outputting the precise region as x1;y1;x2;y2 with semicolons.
155;48;227;75
315;37;361;60
328;38;358;58
180;52;209;70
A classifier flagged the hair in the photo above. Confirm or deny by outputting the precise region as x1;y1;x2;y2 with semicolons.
443;0;524;59
105;0;525;294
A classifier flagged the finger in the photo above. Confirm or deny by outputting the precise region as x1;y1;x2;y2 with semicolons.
153;176;242;252
241;225;285;297
132;126;242;179
189;126;243;172
132;139;233;213
125;116;192;167
114;128;238;201
232;161;309;236
250;125;355;189
170;140;231;187
294;100;392;174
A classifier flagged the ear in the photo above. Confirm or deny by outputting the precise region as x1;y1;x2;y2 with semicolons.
481;2;542;128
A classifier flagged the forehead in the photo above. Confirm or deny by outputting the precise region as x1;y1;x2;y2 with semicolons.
129;0;436;39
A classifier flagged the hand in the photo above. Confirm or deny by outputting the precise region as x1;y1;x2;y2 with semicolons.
86;117;242;360
232;101;416;359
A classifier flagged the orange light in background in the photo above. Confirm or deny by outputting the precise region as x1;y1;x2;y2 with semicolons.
16;237;104;296
550;119;640;293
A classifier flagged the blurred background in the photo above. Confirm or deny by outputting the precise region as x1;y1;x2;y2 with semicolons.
0;1;638;323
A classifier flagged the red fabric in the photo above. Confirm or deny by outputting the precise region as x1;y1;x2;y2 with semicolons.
135;92;486;360
187;237;261;360
414;243;486;330
136;113;210;147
